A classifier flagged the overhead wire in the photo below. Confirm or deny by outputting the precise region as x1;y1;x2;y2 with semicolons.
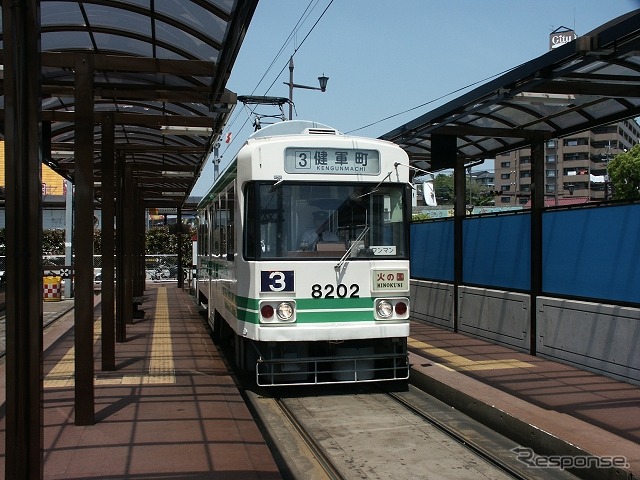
217;0;524;167
217;0;334;163
345;62;528;135
261;0;334;96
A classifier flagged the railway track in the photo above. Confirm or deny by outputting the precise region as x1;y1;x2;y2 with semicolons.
383;388;579;480
274;396;347;480
245;382;579;480
0;300;74;358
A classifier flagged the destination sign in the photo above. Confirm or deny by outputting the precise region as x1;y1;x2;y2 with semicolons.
371;268;409;292
284;147;380;175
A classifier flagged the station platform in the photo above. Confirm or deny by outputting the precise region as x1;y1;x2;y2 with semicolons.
0;283;281;479
1;286;639;479
409;321;640;478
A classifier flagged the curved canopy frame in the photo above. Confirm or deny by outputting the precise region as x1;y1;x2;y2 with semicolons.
381;10;640;172
0;0;259;207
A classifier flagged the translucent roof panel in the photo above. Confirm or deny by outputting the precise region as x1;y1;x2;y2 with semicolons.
155;1;229;45
92;33;154;57
155;20;220;61
82;5;150;34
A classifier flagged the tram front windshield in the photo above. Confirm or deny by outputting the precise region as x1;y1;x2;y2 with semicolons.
244;182;408;260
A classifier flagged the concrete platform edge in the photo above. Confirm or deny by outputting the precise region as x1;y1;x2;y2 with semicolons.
408;365;634;480
244;389;325;480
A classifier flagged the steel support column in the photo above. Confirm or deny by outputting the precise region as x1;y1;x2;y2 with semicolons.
74;53;95;426
101;114;116;370
3;0;44;477
453;159;467;333
432;134;461;332
115;151;127;342
123;166;135;325
135;191;145;297
529;138;545;355
177;208;183;289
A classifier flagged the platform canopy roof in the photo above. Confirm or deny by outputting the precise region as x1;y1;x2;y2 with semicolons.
381;10;640;172
0;0;259;208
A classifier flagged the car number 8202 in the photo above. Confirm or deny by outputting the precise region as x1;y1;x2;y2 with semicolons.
311;283;359;299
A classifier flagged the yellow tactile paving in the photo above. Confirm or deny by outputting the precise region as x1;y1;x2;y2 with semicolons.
44;287;176;388
142;286;175;384
43;317;102;388
408;337;535;371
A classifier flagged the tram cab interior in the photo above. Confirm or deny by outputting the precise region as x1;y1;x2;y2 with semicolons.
244;182;409;260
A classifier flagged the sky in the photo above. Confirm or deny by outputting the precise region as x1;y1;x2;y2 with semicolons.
190;0;640;197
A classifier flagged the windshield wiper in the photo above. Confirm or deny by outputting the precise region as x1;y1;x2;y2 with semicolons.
335;226;369;271
270;175;285;191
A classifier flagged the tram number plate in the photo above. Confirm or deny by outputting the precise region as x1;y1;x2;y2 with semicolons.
261;270;294;292
311;283;360;299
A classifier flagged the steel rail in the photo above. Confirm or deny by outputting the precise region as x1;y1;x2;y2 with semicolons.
385;390;536;480
274;397;347;480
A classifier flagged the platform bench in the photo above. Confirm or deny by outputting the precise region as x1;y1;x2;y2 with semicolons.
133;296;144;319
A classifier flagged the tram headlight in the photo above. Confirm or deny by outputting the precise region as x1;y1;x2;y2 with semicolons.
276;302;294;321
376;300;394;319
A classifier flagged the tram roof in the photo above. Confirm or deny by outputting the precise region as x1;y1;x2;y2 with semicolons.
0;0;258;209
380;9;640;172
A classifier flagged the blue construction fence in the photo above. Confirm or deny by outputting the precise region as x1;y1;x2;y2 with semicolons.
410;202;640;305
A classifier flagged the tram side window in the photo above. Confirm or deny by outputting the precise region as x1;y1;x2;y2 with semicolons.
218;193;230;258
371;187;406;257
258;183;291;258
197;212;207;255
213;198;222;257
204;213;209;256
244;185;257;259
226;185;235;258
209;209;215;255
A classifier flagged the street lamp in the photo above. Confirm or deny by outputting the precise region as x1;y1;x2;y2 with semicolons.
283;56;329;120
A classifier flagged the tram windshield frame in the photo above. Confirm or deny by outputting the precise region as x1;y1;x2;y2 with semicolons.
244;181;409;260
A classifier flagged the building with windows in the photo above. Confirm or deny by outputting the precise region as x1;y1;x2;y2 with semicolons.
493;119;640;206
0;141;75;229
0;141;67;196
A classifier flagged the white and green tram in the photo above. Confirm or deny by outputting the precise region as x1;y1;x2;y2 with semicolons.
196;120;411;386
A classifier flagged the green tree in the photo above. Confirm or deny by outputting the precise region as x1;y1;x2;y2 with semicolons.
433;174;454;204
145;226;174;254
0;226;193;259
41;228;102;255
608;144;640;200
432;173;496;206
43;229;66;255
94;228;102;255
145;225;195;265
411;212;432;221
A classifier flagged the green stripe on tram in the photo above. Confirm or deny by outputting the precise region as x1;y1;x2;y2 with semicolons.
296;309;373;323
232;293;374;324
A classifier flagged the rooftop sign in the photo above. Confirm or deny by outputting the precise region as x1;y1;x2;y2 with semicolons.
549;27;577;50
